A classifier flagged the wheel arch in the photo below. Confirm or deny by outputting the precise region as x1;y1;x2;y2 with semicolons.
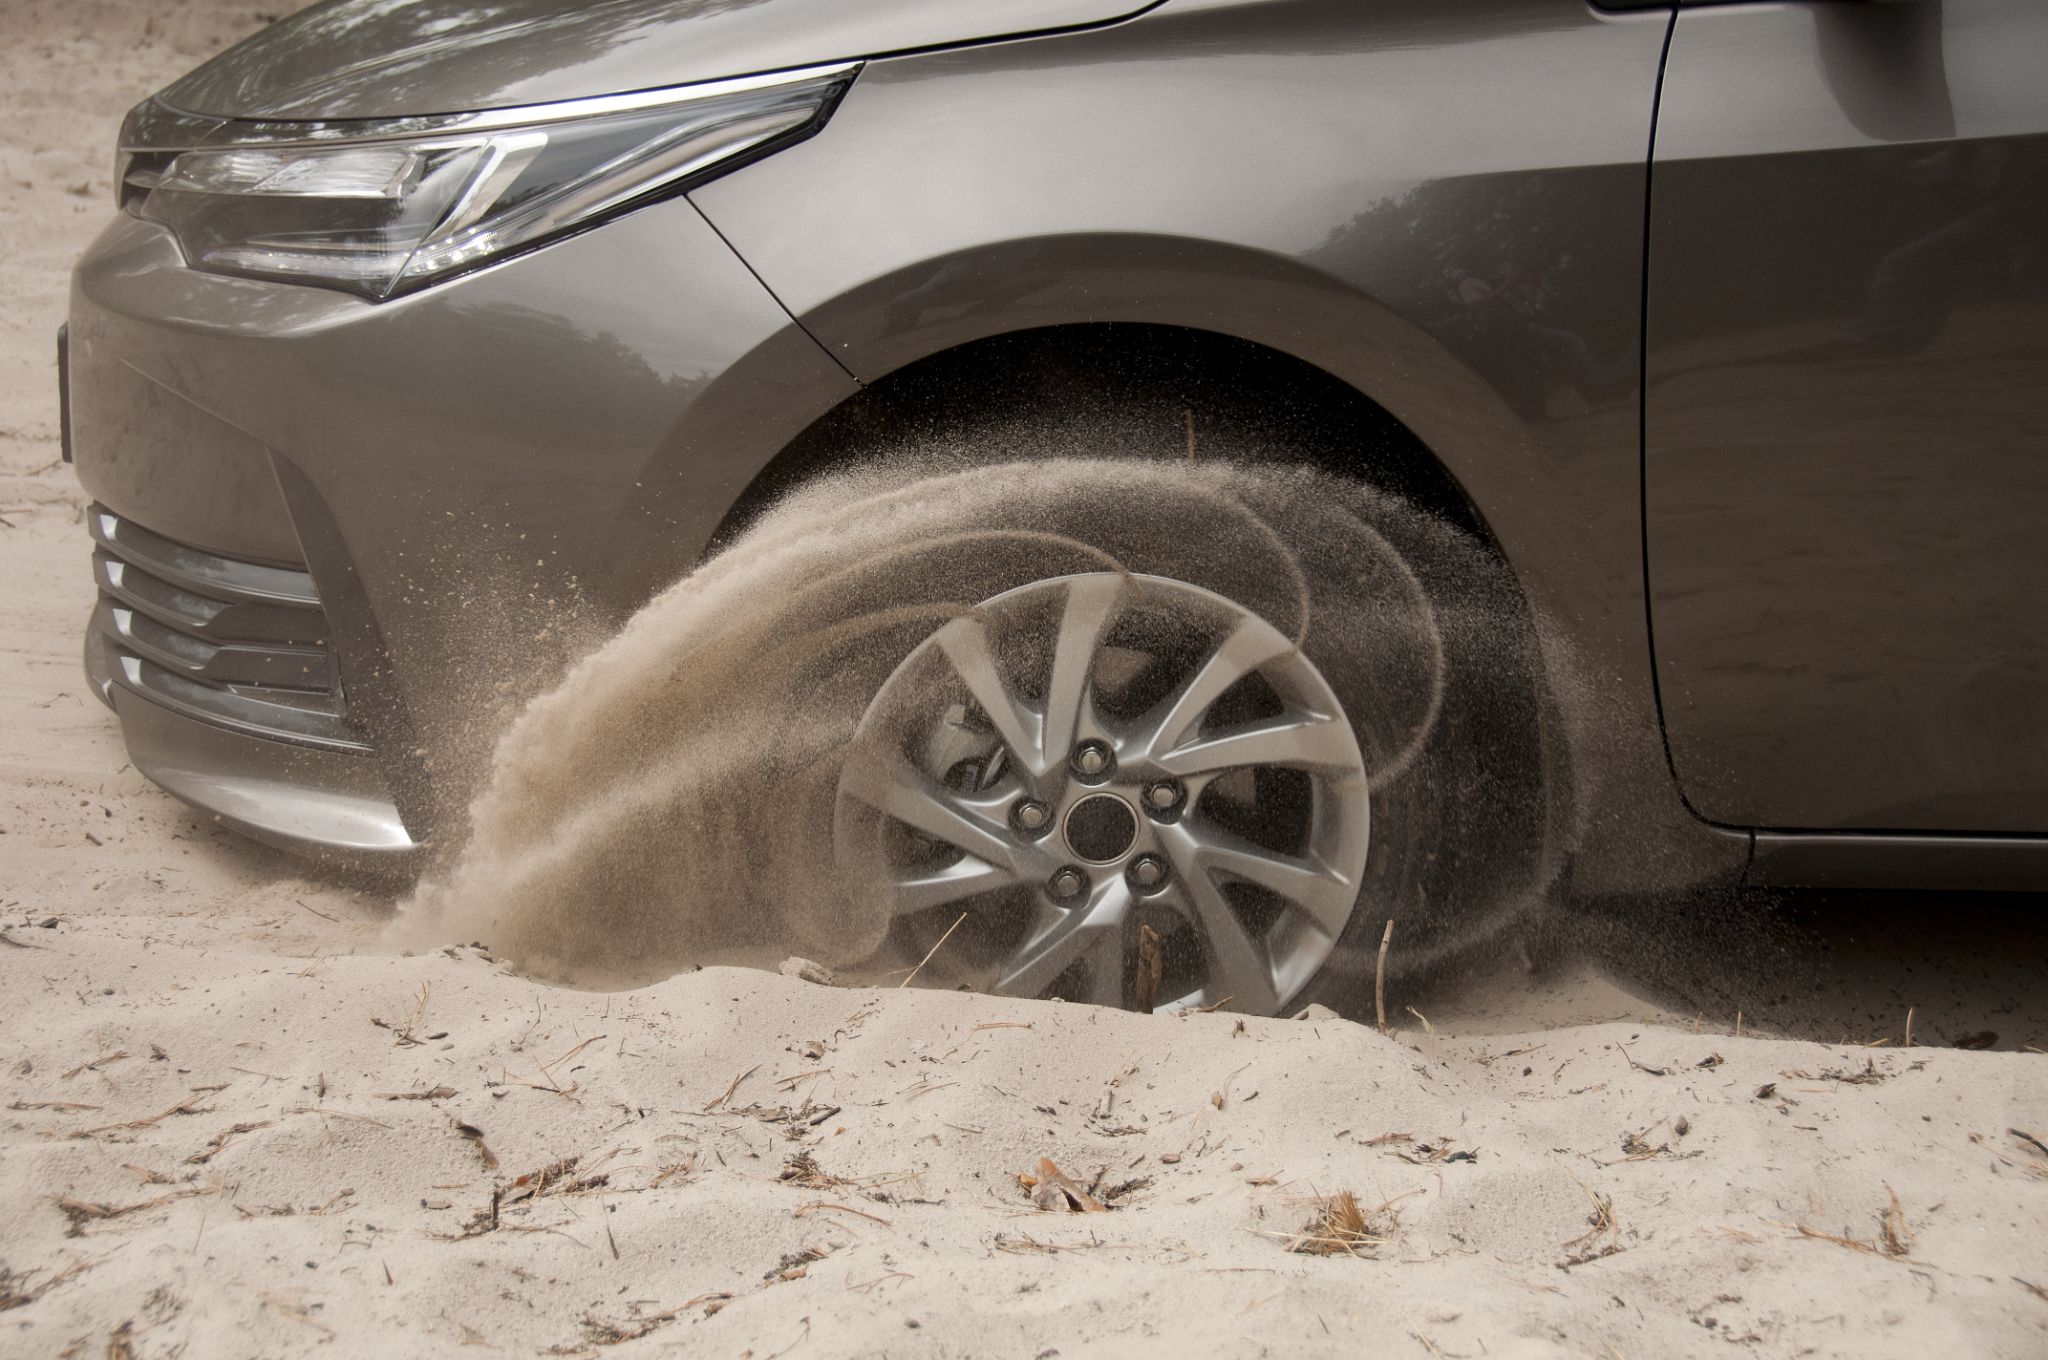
718;231;1548;561
706;317;1505;563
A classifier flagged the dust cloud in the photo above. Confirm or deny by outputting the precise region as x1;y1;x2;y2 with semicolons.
399;454;1563;1007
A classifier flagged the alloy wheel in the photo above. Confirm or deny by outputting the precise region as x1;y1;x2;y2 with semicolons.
834;572;1370;1015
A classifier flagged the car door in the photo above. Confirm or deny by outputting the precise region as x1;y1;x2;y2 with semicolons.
1644;0;2048;833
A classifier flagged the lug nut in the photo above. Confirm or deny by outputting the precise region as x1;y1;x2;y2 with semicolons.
1144;781;1181;811
1070;741;1113;779
1013;799;1050;832
1049;867;1087;900
1129;855;1167;889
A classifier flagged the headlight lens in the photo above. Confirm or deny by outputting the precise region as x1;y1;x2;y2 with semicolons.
120;64;856;299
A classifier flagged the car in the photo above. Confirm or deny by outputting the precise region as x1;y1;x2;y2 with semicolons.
63;0;2048;1015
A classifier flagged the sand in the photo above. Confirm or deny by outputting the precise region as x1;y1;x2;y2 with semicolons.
4;5;2048;1357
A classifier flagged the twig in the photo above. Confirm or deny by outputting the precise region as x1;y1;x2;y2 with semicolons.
704;1065;760;1112
1561;1173;1620;1264
847;1271;914;1293
899;912;969;989
286;1105;392;1128
1375;920;1394;1032
1617;1044;1670;1077
1030;1157;1107;1213
257;1289;336;1338
185;1121;271;1165
1133;923;1163;1014
1791;1224;1887;1258
372;983;432;1046
74;1093;219;1138
1405;1007;1435;1037
1905;1006;1915;1049
794;1201;893;1226
544;1034;605;1078
58;1188;211;1235
452;1118;499;1170
10;1100;102;1112
293;898;339;923
62;1051;129;1080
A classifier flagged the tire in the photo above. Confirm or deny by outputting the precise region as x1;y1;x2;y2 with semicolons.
414;453;1563;1018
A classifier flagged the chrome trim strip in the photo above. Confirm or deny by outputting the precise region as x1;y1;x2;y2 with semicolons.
89;505;318;608
87;622;367;755
102;600;333;691
1749;831;2048;892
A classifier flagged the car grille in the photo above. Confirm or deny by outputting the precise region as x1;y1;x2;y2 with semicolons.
85;504;367;753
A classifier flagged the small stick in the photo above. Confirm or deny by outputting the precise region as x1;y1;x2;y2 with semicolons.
1735;1010;1743;1039
2009;1128;2048;1160
62;1051;129;1079
74;1094;217;1138
1133;924;1163;1015
1405;1006;1435;1037
1617;1043;1670;1077
1905;1007;1915;1049
899;912;969;989
794;1201;893;1226
1375;920;1395;1033
1184;408;1197;462
543;1034;605;1077
703;1065;759;1113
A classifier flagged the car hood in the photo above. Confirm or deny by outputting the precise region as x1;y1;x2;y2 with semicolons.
158;0;1163;120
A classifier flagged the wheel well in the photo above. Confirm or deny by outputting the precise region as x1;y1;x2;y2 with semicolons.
710;323;1496;553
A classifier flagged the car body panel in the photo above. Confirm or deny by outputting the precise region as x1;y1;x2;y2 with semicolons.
158;0;1164;119
81;0;2048;894
69;195;859;828
691;0;1741;889
1645;0;2048;832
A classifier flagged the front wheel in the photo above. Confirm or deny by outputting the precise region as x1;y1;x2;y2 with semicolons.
415;456;1563;1019
836;571;1372;1015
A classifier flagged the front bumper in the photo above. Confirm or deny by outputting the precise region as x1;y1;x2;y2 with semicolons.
81;501;418;861
67;194;858;866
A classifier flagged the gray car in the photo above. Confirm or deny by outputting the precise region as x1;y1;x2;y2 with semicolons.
63;0;2048;1014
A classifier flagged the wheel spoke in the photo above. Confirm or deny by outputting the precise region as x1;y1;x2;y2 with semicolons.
1038;574;1124;770
1156;858;1280;1016
839;750;1020;872
1170;821;1355;940
935;615;1038;770
1138;617;1294;757
1154;711;1347;778
994;883;1131;1006
889;857;1019;918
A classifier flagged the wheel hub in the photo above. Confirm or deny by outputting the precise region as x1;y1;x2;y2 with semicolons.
835;571;1370;1016
1063;793;1139;864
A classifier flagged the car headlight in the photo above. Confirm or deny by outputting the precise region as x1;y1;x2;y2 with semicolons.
117;63;857;299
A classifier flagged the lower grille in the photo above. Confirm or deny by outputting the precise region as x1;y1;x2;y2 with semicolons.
85;504;366;753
